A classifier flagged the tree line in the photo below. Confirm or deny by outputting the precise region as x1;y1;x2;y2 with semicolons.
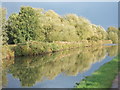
0;6;119;44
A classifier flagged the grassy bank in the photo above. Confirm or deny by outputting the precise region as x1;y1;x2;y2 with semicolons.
2;40;112;59
75;56;119;88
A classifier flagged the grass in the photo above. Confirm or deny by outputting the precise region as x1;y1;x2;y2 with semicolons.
76;56;119;88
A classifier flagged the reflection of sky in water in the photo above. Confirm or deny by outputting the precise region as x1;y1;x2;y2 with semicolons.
6;55;115;88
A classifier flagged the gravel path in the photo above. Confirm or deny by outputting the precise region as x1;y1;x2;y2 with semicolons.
111;72;120;89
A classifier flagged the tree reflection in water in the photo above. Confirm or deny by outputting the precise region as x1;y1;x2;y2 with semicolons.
2;45;118;87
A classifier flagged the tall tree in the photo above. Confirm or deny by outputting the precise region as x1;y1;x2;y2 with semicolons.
7;6;45;44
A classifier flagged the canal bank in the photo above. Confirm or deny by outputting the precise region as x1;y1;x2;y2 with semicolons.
76;56;119;88
2;40;112;59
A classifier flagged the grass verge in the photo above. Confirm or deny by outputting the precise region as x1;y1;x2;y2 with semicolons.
75;56;119;88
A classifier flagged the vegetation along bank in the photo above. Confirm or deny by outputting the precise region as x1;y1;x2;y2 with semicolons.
0;6;119;59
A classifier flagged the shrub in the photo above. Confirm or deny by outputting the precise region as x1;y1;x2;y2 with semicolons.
2;45;14;59
14;41;83;56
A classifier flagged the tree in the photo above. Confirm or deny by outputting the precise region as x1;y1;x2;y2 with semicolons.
0;8;8;45
42;12;79;42
6;6;114;44
64;14;95;40
107;26;118;43
7;6;45;44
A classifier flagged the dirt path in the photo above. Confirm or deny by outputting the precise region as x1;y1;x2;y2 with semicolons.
111;72;120;89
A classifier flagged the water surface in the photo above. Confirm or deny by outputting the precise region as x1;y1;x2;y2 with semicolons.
2;45;118;88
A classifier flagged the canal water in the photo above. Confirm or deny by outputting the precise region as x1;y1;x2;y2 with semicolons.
2;45;118;88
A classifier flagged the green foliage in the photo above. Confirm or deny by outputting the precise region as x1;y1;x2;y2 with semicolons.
2;45;14;59
107;26;118;43
107;45;118;56
14;41;83;56
7;6;45;44
2;40;112;59
6;6;115;44
0;8;8;45
76;56;118;88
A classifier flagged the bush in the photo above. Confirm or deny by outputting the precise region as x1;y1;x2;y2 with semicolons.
14;41;84;56
2;45;14;59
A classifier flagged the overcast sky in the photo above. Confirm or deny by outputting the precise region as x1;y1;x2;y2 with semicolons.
2;2;118;29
